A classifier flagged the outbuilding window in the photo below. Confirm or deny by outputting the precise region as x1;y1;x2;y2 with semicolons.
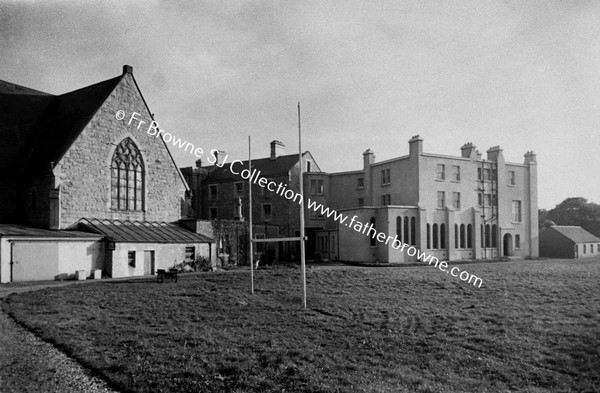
185;246;195;261
128;251;136;267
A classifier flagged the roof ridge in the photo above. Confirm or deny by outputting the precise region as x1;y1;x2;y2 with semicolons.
56;75;123;97
0;79;55;96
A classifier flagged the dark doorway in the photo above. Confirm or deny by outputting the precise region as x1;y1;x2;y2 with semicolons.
503;234;513;257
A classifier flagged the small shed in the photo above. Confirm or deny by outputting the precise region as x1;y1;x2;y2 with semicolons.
539;225;600;259
0;224;104;283
70;219;215;277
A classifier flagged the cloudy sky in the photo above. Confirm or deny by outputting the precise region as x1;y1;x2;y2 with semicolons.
2;0;599;209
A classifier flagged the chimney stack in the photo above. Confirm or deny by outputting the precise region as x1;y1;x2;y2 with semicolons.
408;135;423;156
270;140;285;160
363;149;375;169
486;145;503;162
460;142;477;159
524;151;537;164
122;65;133;75
211;150;227;166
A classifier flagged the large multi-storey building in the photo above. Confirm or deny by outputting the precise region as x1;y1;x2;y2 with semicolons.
181;140;321;262
306;135;538;262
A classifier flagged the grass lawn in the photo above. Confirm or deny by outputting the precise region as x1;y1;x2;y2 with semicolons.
3;258;600;392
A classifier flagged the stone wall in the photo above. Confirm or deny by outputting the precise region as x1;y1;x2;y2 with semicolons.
56;73;187;228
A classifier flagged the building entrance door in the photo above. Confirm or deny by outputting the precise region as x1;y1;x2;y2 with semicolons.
503;234;513;257
144;251;155;275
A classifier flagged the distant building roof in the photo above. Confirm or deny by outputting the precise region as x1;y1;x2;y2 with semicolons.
71;218;214;243
204;153;302;182
0;223;101;239
547;226;600;244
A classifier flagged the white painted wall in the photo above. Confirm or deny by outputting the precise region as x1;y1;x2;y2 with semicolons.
0;238;104;283
12;241;59;282
109;242;212;278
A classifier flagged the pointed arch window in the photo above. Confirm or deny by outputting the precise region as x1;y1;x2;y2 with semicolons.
111;138;145;211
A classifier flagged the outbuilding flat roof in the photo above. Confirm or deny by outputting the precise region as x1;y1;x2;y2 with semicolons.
0;223;101;238
71;218;214;244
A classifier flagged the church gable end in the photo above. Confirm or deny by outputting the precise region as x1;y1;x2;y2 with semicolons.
55;69;187;229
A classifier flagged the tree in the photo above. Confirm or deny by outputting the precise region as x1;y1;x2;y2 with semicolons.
540;197;600;237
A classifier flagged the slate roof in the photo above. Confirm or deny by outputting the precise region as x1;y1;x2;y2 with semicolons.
71;218;214;243
0;223;101;238
0;75;123;176
549;226;600;244
204;153;302;182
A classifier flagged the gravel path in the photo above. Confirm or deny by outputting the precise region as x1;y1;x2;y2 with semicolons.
0;282;119;393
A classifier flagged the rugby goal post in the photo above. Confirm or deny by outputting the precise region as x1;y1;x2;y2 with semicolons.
248;103;308;308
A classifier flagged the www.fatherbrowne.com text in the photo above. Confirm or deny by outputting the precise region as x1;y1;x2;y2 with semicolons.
118;109;484;288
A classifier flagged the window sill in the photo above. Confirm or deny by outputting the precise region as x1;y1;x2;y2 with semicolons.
450;180;461;183
435;179;445;182
381;183;391;187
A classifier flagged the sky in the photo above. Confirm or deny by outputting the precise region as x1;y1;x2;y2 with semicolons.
1;0;599;209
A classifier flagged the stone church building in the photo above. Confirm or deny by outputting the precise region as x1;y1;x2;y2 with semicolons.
0;65;213;283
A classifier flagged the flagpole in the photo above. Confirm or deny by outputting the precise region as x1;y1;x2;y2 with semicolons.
248;135;254;295
298;103;307;309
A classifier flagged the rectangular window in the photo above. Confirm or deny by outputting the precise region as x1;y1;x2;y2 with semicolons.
452;192;461;209
485;194;492;206
255;233;265;253
310;209;324;219
209;184;218;200
477;167;482;180
234;182;243;197
436;164;446;180
262;204;272;222
357;177;364;189
484;168;491;181
437;191;445;208
381;194;391;206
508;171;515;185
512;200;522;222
310;179;324;195
185;246;195;261
478;193;483;206
128;251;136;267
452;165;460;181
381;169;391;185
209;207;218;219
358;197;364;207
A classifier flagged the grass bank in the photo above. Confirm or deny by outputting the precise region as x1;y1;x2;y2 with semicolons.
4;258;600;392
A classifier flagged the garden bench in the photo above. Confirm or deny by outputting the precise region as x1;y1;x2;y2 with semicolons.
156;269;178;283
